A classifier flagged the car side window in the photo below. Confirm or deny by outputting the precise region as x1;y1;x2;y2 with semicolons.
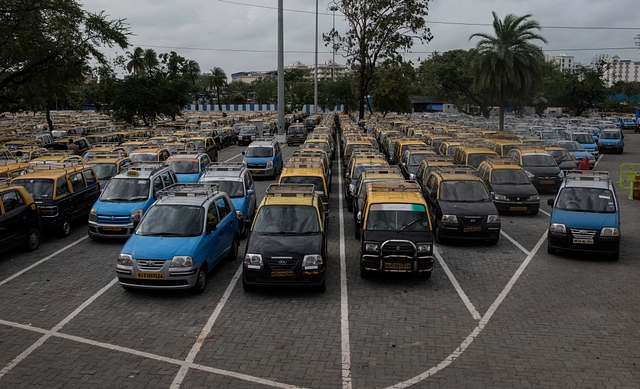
152;176;163;194
161;171;172;188
70;172;86;192
200;156;210;170
1;190;21;213
216;197;229;220
84;169;96;185
206;204;219;225
56;177;70;197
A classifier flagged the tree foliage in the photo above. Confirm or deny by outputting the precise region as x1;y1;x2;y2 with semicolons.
370;61;414;116
543;64;608;116
469;12;546;130
324;0;433;120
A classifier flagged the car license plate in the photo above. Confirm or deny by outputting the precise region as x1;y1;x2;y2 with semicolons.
464;227;481;232
271;271;294;277
510;206;528;211
384;262;412;270
102;226;122;231
251;170;261;174
573;238;594;245
136;272;164;279
540;180;555;184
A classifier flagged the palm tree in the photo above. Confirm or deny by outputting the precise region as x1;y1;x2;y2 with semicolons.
182;60;201;109
126;47;145;75
209;67;228;111
142;48;159;76
469;12;547;131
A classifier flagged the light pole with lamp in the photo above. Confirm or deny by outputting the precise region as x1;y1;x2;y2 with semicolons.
328;2;338;81
314;0;319;116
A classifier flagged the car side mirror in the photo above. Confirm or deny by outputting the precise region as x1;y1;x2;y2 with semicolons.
247;189;255;195
206;221;217;234
547;198;554;207
241;151;245;155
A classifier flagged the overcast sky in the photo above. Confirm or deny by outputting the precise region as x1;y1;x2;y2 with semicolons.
81;0;640;80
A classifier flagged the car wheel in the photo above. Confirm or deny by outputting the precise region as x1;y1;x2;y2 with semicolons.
531;210;539;216
242;277;255;292
360;263;371;279
191;264;207;294
24;228;41;251
59;218;72;238
316;278;326;293
420;270;432;280
547;243;557;255
227;236;239;261
121;285;135;292
611;249;620;261
347;201;353;212
434;225;444;244
488;237;499;245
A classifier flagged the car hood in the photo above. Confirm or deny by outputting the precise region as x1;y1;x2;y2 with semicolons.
551;209;619;230
243;156;272;163
439;200;499;216
362;230;433;243
490;183;538;197
245;233;323;257
93;199;151;215
176;173;201;183
523;166;561;177
122;235;200;260
230;197;246;212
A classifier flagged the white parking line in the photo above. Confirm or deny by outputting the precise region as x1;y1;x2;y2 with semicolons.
539;209;551;217
223;153;243;163
0;235;88;288
170;263;242;389
593;154;603;170
0;277;117;380
500;231;530;256
385;231;548;389
336;140;353;389
433;247;481;321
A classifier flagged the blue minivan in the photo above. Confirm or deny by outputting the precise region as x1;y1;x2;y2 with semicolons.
242;138;283;179
547;171;620;260
597;129;624;154
166;152;211;183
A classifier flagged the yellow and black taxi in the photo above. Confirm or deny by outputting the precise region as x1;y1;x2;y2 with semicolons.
31;151;84;165
415;155;456;193
85;153;133;188
0;160;29;179
452;145;499;169
477;157;540;215
129;145;171;163
344;154;388;210
121;140;152;155
279;160;329;210
352;167;404;237
358;180;434;279
242;184;327;293
12;162;100;237
286;123;307;146
507;147;563;192
189;136;218;163
423;166;501;245
0;179;41;253
398;147;436;180
48;136;91;154
81;144;128;162
13;146;49;162
392;137;427;165
544;144;579;171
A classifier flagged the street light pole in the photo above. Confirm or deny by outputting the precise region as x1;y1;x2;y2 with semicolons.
314;0;318;115
277;0;285;134
329;2;338;81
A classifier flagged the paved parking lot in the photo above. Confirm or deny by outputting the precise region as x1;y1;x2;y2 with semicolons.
1;134;639;388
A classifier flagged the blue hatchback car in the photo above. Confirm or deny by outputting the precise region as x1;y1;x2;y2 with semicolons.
597;129;624;154
547;171;620;260
116;184;240;293
166;152;211;183
242;138;283;179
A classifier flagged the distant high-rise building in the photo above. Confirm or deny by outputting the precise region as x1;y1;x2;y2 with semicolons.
602;56;640;87
545;54;580;72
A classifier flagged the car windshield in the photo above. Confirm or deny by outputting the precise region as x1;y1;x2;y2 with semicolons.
280;176;325;193
201;179;244;198
88;163;117;180
522;154;557;167
130;153;158;162
165;145;185;154
439;181;490;202
560;142;584;152
252;205;320;233
192;140;205;149
136;205;204;236
12;178;54;199
409;154;430;165
366;204;429;231
468;153;496;168
573;134;593;144
491;169;532;185
555;187;616;213
547;150;572;162
289;127;305;135
245;147;273;158
168;160;199;174
353;164;387;180
100;178;150;201
600;131;621;139
239;127;255;135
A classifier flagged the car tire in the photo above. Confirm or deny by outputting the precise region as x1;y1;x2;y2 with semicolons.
347;201;353;212
121;285;135;292
360;263;371;279
354;226;360;240
242;277;255;292
227;236;239;261
611;249;620;261
547;243;557;255
24;228;41;252
434;225;444;245
59;218;72;238
531;210;539;216
488;237;499;245
420;270;432;280
191;264;207;294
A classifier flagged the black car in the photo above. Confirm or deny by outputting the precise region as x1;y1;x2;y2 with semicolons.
237;126;259;146
0;180;42;253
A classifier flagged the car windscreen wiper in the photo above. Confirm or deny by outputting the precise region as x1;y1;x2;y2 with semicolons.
398;218;425;232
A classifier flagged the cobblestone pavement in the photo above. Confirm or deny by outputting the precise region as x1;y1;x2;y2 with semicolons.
0;133;639;389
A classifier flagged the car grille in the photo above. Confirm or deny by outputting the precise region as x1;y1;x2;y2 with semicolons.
135;259;166;271
97;214;130;224
570;228;597;238
247;163;266;169
461;216;485;227
267;257;298;271
381;241;415;257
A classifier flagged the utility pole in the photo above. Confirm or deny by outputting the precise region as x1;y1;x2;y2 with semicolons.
329;2;338;81
277;0;285;134
314;0;319;115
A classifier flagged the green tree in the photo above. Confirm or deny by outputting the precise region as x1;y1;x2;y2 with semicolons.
544;64;608;116
126;47;145;75
0;0;130;129
370;61;414;116
207;67;228;110
181;59;201;109
323;0;433;120
254;77;278;104
469;12;547;131
317;76;357;113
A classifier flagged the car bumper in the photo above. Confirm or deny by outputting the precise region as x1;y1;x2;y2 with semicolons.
116;262;200;289
531;178;562;192
598;145;623;153
548;233;620;255
242;268;325;288
88;221;135;238
360;255;435;274
247;167;275;176
494;201;540;213
438;224;501;240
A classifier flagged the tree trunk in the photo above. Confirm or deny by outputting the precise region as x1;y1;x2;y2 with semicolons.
358;75;366;120
499;101;505;132
216;88;222;111
46;108;54;132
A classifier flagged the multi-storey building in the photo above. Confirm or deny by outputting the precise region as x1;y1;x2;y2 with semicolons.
602;56;640;87
545;54;581;72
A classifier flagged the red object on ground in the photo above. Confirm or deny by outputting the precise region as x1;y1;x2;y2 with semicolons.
579;155;590;170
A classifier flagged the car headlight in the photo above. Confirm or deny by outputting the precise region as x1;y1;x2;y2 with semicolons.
557;171;565;178
89;208;97;222
266;160;273;168
302;254;323;269
494;194;507;201
525;170;534;178
529;195;540;201
597;141;602;146
487;215;500;223
417;244;432;254
364;242;379;253
244;254;263;269
235;210;244;219
441;215;458;224
242;160;247;167
549;223;566;234
601;227;619;237
409;173;416;180
170;255;193;267
130;209;143;223
348;183;355;194
117;253;133;266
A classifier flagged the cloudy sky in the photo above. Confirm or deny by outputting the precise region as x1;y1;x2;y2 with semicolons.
81;0;640;79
